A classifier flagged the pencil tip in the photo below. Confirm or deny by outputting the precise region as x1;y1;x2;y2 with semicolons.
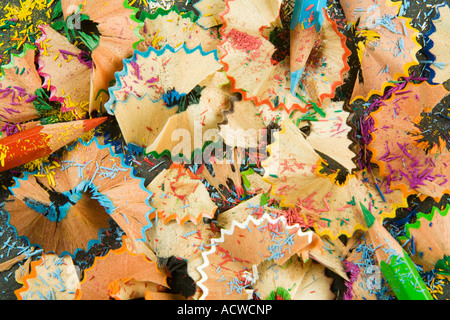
359;202;375;228
83;117;108;132
290;69;303;95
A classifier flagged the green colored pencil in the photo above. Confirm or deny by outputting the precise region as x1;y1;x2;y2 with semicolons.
359;202;433;300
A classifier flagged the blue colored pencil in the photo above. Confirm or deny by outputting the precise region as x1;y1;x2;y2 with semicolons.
290;0;327;94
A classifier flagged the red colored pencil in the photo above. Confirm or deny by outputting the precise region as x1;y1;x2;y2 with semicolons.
0;117;107;172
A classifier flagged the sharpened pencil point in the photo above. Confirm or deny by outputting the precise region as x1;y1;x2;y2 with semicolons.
82;117;108;132
359;202;375;228
290;68;304;95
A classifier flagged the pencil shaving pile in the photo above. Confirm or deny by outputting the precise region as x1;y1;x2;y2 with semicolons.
0;0;449;301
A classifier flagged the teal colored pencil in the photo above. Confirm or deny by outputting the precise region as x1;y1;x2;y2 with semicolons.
290;0;327;94
359;202;433;300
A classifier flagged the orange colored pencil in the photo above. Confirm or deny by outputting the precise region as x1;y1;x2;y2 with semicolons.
0;117;107;172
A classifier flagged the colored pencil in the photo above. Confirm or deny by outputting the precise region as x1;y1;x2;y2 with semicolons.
359;202;433;300
290;0;327;94
0;117;107;172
